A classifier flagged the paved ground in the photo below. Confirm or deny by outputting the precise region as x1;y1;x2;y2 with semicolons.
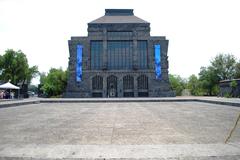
0;102;240;159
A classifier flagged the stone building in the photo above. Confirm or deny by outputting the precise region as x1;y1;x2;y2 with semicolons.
219;79;240;97
64;9;174;97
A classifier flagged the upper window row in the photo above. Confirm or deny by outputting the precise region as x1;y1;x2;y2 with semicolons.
107;32;132;39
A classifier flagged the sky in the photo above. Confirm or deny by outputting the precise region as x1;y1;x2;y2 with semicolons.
0;0;240;84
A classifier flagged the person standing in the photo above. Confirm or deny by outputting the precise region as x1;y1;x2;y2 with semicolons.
10;91;14;99
0;91;3;99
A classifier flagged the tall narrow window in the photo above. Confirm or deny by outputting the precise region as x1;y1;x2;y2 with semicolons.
92;75;103;90
107;41;133;70
137;75;148;90
123;75;134;90
91;41;103;70
137;75;148;97
154;44;161;79
123;75;134;97
76;45;83;82
137;41;148;69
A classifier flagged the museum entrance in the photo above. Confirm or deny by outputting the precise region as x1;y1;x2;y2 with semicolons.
107;75;117;97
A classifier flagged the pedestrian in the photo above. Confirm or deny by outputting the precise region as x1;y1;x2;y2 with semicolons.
10;91;14;99
0;91;3;99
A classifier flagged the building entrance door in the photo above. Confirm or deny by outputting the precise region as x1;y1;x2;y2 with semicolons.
109;83;116;97
107;75;117;97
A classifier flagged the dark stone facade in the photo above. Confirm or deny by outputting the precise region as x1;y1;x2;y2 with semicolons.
219;79;240;97
64;9;175;98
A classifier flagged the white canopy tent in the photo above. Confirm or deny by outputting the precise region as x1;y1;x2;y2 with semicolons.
0;82;20;99
0;82;20;89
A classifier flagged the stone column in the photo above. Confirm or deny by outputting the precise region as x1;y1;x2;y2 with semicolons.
134;75;138;97
133;30;138;70
102;29;108;70
103;76;107;97
118;75;123;97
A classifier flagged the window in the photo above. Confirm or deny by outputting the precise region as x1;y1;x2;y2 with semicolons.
107;31;132;39
91;41;103;70
107;41;133;70
137;75;148;97
123;75;134;97
137;75;148;90
123;75;134;90
137;41;148;69
92;75;103;90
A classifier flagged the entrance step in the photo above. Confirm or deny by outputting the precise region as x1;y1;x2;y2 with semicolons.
0;143;240;159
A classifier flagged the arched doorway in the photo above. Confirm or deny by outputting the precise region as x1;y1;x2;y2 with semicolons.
123;75;134;97
137;75;149;97
92;75;103;97
107;75;117;97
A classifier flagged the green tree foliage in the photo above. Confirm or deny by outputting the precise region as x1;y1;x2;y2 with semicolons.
169;74;186;96
198;66;219;96
40;68;67;97
211;54;236;81
0;49;38;87
235;62;240;78
196;54;238;96
187;74;203;96
26;66;39;84
39;72;47;84
230;80;238;97
230;80;238;88
170;53;239;96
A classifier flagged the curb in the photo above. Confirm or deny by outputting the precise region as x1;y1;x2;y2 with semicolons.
0;98;239;108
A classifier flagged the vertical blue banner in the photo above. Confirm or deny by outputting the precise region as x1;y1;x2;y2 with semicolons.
76;45;83;82
154;44;161;79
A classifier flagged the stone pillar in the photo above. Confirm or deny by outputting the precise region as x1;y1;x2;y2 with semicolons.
103;76;107;97
133;30;138;70
102;29;108;70
118;75;123;97
149;41;154;70
134;75;138;97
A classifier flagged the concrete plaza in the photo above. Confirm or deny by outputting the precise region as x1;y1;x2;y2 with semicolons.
0;101;240;159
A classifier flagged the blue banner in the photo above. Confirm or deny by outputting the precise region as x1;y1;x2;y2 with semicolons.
76;45;83;82
154;44;161;79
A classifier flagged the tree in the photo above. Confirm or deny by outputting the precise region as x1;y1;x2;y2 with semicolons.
211;54;236;80
169;74;186;96
26;65;39;85
187;74;203;96
196;54;239;96
0;49;38;87
235;62;240;78
39;72;47;84
198;66;219;96
40;68;67;97
230;80;238;97
37;72;47;97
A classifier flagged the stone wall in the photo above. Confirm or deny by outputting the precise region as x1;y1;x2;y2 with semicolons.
64;23;175;97
219;79;240;97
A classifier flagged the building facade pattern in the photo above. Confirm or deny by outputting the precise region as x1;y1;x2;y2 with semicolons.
64;9;175;97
